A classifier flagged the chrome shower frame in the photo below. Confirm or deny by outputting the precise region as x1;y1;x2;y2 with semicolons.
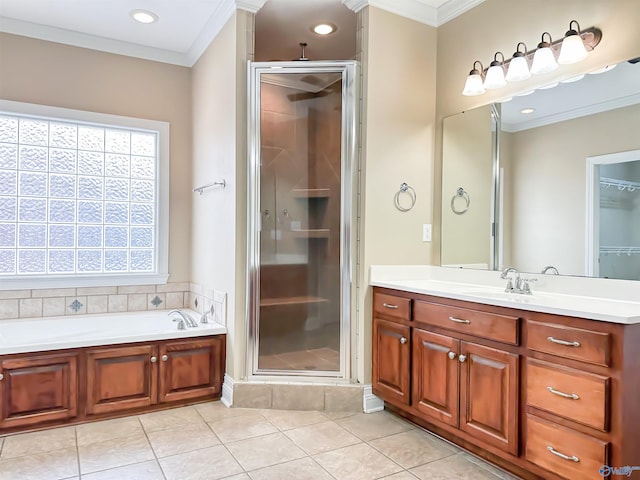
246;60;358;381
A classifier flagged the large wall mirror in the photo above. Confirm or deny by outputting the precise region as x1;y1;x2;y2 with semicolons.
442;57;640;280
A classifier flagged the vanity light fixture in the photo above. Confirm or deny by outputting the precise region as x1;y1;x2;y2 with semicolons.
484;52;507;89
131;9;158;24
462;61;486;96
461;20;602;96
505;42;531;82
558;20;589;64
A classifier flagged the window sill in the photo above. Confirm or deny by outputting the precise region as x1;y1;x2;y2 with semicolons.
0;274;170;291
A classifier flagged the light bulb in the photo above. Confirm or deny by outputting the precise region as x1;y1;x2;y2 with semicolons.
558;30;588;64
483;52;506;89
462;61;485;96
530;32;558;75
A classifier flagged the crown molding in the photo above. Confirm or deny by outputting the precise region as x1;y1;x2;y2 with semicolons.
502;92;640;133
342;0;484;27
0;0;268;67
438;0;485;25
0;16;190;66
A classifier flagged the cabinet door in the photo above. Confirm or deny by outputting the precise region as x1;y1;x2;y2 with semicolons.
459;342;519;455
86;345;158;415
0;353;78;429
158;337;225;403
372;318;410;405
412;329;459;427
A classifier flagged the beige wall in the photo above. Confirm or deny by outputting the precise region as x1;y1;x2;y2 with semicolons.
441;105;493;268
191;11;254;379
434;0;640;264
0;33;193;282
358;7;437;382
506;103;640;276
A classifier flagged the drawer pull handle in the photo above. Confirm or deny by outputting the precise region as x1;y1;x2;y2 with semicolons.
0;373;3;381
150;356;157;363
400;337;408;344
383;303;399;309
161;354;168;362
458;354;467;363
547;386;579;400
448;351;457;360
546;446;580;463
547;336;580;347
449;316;470;324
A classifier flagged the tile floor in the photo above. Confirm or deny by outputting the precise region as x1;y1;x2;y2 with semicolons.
0;402;520;480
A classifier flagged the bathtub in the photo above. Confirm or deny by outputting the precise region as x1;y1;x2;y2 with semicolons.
0;309;226;355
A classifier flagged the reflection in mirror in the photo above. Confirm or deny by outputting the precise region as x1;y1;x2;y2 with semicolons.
441;58;640;280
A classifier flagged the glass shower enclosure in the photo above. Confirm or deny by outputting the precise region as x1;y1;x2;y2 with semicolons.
247;61;356;378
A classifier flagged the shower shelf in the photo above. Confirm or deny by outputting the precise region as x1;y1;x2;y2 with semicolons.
260;296;329;307
292;229;330;238
290;188;330;198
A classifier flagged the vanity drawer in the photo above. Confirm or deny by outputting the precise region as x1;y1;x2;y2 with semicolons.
527;320;611;367
525;415;608;480
527;359;609;431
413;301;518;345
374;293;411;321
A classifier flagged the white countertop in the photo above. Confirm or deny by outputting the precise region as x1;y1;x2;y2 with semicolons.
370;266;640;325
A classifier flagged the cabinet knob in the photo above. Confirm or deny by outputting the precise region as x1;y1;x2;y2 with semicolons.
400;337;408;344
150;356;157;363
458;354;467;363
448;351;456;360
0;373;3;381
161;354;168;362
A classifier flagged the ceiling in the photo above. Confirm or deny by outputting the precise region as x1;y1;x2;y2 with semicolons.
501;59;640;131
0;0;484;66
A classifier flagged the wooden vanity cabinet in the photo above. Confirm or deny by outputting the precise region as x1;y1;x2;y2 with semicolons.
0;352;78;429
373;287;640;480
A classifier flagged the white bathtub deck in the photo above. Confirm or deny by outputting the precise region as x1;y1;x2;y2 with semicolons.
0;309;226;355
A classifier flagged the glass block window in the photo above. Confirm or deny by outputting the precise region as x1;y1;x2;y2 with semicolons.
0;102;168;285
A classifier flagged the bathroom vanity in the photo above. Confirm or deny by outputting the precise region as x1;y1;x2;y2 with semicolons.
371;268;640;480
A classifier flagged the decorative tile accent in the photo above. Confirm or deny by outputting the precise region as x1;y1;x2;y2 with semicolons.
150;294;163;308
69;299;83;312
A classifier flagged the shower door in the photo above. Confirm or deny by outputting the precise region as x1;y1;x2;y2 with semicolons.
247;61;356;378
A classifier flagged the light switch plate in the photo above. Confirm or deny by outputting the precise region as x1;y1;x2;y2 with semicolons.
423;224;432;242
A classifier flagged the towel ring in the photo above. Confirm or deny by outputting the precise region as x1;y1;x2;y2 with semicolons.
394;182;416;212
451;187;470;215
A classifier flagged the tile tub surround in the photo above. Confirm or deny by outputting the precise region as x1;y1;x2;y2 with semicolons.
0;283;190;321
370;265;640;324
0;403;519;480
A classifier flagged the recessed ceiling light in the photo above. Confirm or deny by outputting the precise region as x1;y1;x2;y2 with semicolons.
313;23;336;35
131;9;158;24
520;108;536;115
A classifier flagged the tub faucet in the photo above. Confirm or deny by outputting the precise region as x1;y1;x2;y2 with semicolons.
541;265;560;275
169;309;198;328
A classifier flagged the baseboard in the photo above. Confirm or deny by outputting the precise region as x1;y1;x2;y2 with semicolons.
363;384;384;413
221;374;234;407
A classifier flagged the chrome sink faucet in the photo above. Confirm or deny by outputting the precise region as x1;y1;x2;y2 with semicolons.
500;267;536;295
169;309;198;328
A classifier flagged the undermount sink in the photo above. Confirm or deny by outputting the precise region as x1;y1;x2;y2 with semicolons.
461;290;536;302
